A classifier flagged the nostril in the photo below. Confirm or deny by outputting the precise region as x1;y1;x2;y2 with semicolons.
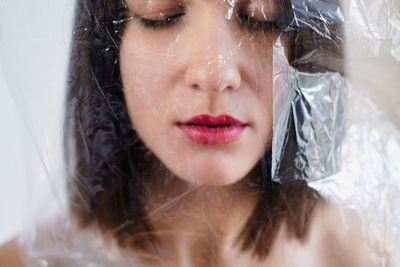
192;84;201;90
213;84;234;93
185;57;241;93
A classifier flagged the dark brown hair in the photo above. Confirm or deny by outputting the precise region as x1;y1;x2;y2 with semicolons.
65;0;343;259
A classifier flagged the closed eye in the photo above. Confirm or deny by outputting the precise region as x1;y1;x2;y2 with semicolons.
238;13;280;32
139;12;185;29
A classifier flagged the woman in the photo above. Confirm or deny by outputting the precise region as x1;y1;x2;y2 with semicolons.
1;0;369;266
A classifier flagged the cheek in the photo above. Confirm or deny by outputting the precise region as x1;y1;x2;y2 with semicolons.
120;49;165;153
120;37;173;128
251;43;274;134
251;33;291;130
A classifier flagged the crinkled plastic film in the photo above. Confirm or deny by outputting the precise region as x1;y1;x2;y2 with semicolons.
1;0;400;266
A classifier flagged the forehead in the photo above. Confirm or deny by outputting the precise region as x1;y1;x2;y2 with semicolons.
127;0;279;6
124;0;282;15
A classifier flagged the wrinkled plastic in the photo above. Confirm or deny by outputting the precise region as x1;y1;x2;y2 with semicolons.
272;69;346;183
1;0;400;266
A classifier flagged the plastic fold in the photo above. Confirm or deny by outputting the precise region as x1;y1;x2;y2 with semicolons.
0;0;399;266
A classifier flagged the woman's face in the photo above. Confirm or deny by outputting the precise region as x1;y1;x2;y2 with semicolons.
120;0;286;185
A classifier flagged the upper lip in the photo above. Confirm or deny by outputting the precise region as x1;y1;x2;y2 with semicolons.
177;114;246;127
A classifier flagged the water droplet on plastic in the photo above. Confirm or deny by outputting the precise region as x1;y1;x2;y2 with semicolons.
218;54;225;65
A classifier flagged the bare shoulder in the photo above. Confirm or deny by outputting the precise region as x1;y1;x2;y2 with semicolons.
0;238;25;267
311;203;375;267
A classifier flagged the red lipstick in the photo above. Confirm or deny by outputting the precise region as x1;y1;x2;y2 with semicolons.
176;114;247;145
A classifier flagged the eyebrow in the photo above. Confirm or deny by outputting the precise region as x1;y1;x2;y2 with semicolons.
126;0;184;7
125;0;281;13
124;0;185;14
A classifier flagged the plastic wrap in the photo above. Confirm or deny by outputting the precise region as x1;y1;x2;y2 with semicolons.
1;0;400;266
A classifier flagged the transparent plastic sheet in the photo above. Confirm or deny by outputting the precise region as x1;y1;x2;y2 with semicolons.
0;0;399;266
272;69;346;183
0;0;74;249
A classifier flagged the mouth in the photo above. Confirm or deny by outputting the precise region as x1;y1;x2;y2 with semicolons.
176;114;248;145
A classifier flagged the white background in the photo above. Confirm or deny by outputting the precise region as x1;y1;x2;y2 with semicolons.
0;65;26;244
0;0;74;245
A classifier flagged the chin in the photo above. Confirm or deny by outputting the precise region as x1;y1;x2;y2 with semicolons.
166;155;257;186
179;170;246;186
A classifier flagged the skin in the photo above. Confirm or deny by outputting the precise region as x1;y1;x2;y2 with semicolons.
0;208;374;267
120;0;287;186
0;239;24;267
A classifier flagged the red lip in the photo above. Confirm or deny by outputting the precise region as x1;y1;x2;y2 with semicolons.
176;114;247;145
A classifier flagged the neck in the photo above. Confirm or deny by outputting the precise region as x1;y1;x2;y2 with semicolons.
141;161;261;264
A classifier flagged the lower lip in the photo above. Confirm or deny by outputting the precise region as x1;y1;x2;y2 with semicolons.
176;125;247;145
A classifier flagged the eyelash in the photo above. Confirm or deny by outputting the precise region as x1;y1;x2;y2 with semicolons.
139;11;279;32
139;12;185;29
238;14;279;33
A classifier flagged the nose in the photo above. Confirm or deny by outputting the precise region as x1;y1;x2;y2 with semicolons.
183;10;241;94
